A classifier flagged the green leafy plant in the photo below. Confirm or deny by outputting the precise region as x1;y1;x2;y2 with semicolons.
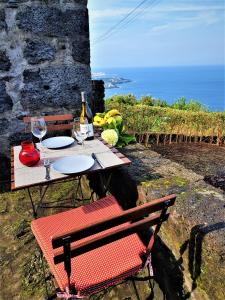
93;109;136;147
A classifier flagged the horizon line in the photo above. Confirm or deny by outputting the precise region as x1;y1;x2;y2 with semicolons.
91;64;225;69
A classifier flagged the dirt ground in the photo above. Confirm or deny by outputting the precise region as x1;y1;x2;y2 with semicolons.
151;142;225;179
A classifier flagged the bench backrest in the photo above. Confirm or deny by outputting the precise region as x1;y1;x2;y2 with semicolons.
23;114;74;133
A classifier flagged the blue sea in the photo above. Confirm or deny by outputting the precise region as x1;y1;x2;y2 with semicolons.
92;65;225;112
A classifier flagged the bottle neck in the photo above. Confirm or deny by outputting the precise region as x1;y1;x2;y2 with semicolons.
81;91;87;103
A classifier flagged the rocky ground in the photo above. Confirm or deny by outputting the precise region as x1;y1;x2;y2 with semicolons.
121;143;225;300
0;142;225;300
151;143;225;190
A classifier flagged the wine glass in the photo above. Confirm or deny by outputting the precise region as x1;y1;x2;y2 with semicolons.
73;118;88;147
31;117;47;158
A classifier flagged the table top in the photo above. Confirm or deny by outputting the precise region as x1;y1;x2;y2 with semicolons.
11;137;131;191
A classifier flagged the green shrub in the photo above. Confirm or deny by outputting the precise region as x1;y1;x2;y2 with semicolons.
106;103;225;139
139;96;168;107
171;97;208;112
105;94;136;109
105;94;206;112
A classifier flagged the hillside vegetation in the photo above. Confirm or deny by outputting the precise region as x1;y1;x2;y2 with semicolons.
105;95;225;145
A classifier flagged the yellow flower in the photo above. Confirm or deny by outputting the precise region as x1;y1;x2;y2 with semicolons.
104;109;121;120
94;115;102;122
93;115;105;126
106;117;117;126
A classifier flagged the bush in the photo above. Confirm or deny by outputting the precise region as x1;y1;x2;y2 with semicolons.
105;94;136;109
105;95;206;112
139;96;168;107
171;97;208;112
106;103;225;139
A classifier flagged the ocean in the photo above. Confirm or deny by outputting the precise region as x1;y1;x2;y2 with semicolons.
92;65;225;112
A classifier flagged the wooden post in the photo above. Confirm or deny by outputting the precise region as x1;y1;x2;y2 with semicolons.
156;134;160;145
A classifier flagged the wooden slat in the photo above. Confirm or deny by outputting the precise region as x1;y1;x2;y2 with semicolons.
54;213;169;264
23;114;73;123
115;152;125;159
10;147;15;190
25;122;73;133
120;157;131;164
11;158;130;191
98;138;113;148
46;123;73;131
111;148;119;153
52;194;176;249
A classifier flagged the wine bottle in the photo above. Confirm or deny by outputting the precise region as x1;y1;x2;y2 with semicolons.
80;91;94;140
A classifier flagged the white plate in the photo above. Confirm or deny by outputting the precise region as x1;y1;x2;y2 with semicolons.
42;136;74;149
52;155;94;174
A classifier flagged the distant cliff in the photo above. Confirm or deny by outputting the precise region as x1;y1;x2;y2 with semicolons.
92;72;131;89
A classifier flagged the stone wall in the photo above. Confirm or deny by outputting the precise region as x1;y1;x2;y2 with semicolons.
91;79;105;114
0;0;91;181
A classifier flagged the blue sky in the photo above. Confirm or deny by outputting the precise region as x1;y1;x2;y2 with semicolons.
88;0;225;68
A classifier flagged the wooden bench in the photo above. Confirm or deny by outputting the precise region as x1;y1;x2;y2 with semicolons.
31;194;176;299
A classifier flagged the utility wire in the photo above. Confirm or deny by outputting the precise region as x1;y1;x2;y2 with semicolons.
94;0;160;44
93;0;161;45
116;0;161;34
93;0;151;44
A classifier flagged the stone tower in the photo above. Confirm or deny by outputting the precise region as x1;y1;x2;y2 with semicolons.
0;0;91;181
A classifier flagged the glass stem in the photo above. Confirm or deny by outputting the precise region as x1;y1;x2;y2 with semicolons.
39;138;42;159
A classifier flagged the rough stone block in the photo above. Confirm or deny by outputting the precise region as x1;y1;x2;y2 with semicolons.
92;80;105;113
0;118;10;135
0;9;6;30
9;131;31;145
0;50;11;71
17;7;89;38
24;39;56;65
0;81;13;113
3;0;33;6
0;153;10;181
72;38;90;64
21;65;91;110
66;0;88;4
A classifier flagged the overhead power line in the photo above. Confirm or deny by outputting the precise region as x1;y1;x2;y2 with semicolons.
93;0;150;43
92;0;162;45
115;0;161;34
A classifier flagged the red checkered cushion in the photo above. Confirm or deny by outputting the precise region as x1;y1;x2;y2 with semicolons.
31;196;146;296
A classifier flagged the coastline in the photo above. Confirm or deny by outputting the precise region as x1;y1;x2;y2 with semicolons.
92;65;225;111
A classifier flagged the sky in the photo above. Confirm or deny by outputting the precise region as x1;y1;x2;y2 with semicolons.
88;0;225;68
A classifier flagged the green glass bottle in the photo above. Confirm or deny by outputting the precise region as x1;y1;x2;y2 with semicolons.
80;91;94;140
